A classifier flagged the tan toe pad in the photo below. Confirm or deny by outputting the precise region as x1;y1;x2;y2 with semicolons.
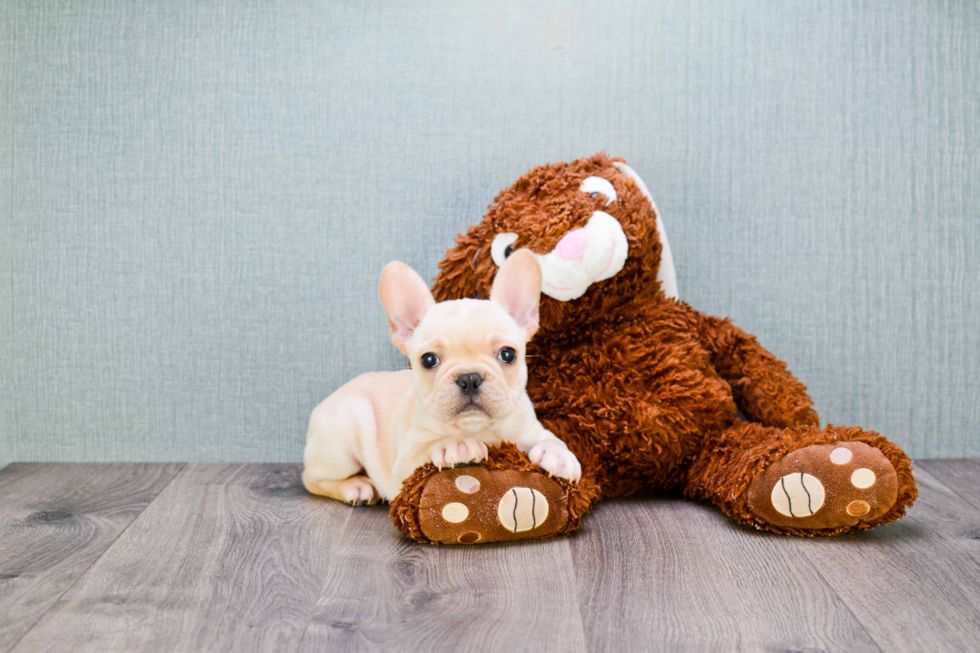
418;467;569;544
747;442;899;531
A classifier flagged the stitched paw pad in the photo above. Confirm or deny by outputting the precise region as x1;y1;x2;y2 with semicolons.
747;442;899;530
416;467;569;544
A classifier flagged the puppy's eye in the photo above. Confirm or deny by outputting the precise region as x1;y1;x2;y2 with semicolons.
420;353;439;369
491;233;519;267
498;347;517;364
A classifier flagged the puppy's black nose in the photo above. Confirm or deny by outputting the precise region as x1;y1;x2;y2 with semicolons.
456;373;483;397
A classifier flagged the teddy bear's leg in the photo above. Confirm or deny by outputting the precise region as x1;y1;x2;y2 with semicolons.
389;443;600;544
683;421;917;535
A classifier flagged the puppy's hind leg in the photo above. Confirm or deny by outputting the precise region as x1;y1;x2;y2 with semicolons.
303;399;382;506
303;470;380;506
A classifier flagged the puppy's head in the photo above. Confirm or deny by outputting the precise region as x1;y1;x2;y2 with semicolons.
380;250;541;430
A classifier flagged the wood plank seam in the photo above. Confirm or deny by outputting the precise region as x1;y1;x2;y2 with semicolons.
556;537;589;652
796;466;980;652
2;464;187;653
918;460;980;514
794;549;886;653
293;504;356;653
565;534;595;652
569;498;884;652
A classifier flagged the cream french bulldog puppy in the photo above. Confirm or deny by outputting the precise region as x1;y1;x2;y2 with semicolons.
303;250;581;505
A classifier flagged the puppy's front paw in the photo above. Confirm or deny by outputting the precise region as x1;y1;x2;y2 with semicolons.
528;441;582;482
429;437;489;470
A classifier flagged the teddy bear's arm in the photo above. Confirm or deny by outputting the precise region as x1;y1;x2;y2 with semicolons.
692;309;819;429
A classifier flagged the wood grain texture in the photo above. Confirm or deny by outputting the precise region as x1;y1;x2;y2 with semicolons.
570;497;880;653
5;463;980;651
299;504;587;653
918;459;980;512
0;463;182;653
785;466;980;652
11;464;351;653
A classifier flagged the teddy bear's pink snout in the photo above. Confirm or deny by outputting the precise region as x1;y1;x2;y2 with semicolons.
554;229;590;262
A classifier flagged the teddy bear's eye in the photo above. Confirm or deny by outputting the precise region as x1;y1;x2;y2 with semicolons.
579;176;617;205
491;233;519;267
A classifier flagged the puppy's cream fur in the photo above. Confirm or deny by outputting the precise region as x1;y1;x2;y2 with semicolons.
303;250;581;504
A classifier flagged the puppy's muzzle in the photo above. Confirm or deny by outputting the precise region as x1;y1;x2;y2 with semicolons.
455;373;483;397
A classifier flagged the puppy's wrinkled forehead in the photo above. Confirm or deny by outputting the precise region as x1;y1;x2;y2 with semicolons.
412;299;522;351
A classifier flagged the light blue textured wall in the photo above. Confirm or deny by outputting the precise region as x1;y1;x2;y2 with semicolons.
2;0;978;465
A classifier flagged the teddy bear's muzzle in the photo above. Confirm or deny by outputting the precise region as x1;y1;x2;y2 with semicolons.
533;210;629;301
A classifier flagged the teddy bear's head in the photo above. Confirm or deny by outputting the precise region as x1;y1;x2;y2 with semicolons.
432;153;673;337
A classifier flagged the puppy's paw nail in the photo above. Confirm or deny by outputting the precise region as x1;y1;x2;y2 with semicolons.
430;446;448;470
342;479;379;506
530;446;582;482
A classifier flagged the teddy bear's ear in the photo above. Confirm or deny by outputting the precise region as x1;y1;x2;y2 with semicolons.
612;162;679;300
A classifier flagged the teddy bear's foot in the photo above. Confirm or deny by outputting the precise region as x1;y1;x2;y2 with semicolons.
747;442;899;531
415;467;569;544
390;443;599;544
685;422;917;536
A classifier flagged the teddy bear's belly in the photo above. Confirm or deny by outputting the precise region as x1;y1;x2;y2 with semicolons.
528;356;737;496
527;322;738;497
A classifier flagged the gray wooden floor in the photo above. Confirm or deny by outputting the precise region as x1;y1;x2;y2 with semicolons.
1;461;978;653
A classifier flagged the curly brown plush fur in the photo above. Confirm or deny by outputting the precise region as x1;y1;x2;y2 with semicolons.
685;422;918;535
392;443;601;544
393;152;916;541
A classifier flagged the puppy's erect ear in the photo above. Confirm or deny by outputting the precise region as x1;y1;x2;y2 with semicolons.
490;249;541;341
379;262;436;354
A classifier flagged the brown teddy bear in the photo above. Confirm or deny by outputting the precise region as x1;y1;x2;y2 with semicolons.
390;153;917;544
